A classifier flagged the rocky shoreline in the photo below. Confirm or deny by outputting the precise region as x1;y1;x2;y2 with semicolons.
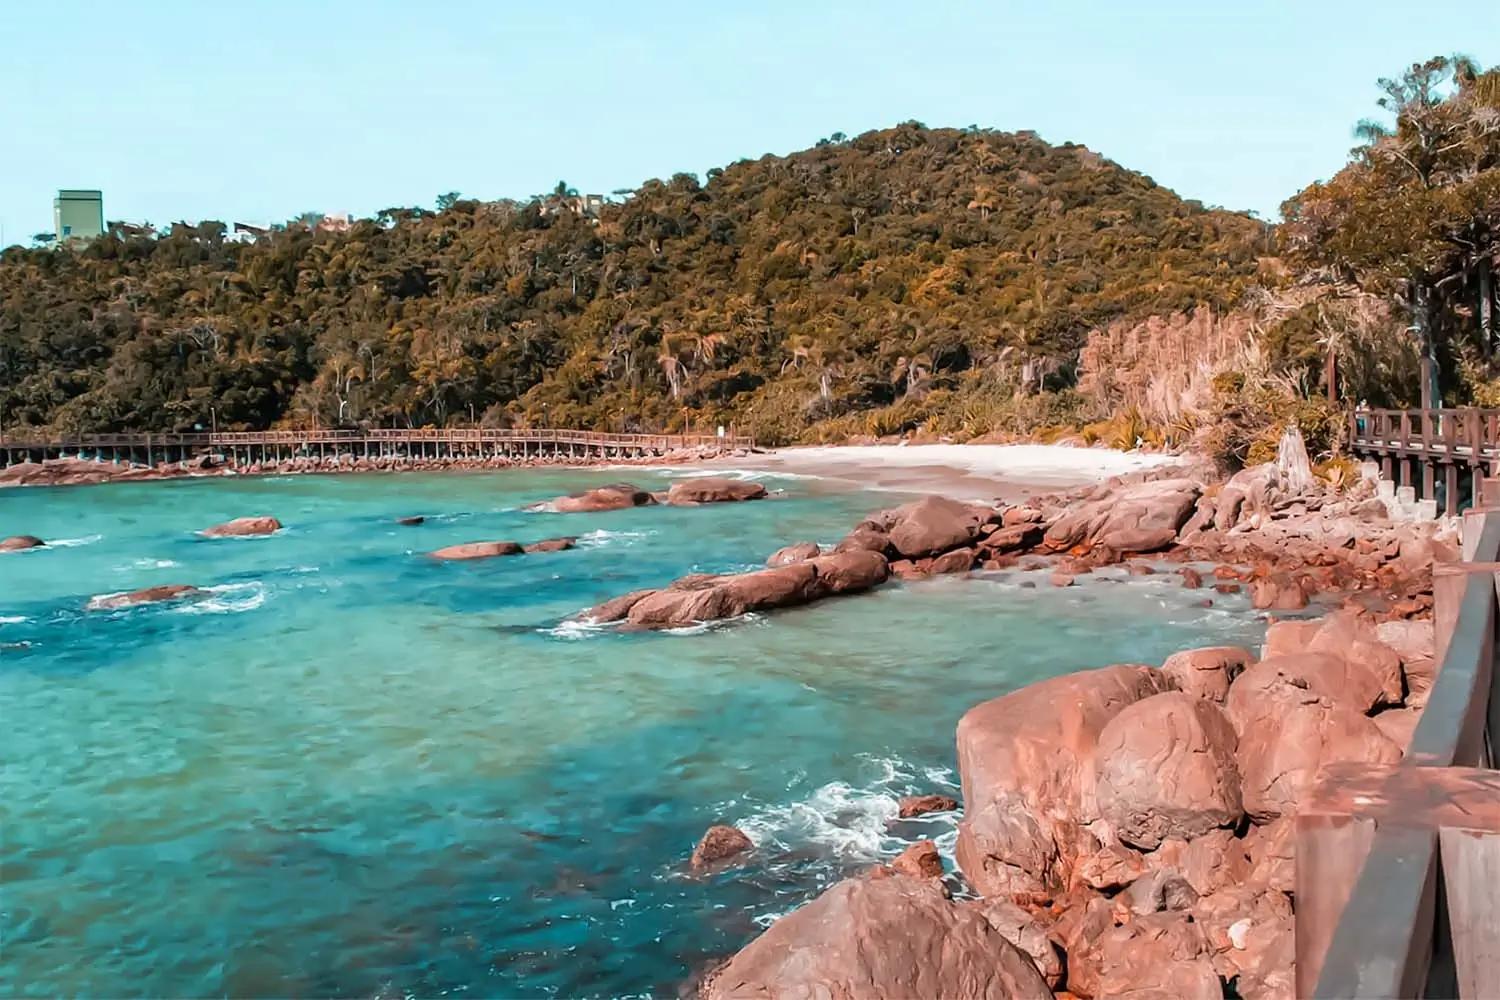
0;446;751;489
621;462;1449;999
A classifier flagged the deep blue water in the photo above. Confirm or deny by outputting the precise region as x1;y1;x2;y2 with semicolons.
0;467;1263;997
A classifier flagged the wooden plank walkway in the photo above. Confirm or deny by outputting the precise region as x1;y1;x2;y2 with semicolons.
1350;408;1500;516
1298;502;1500;997
0;428;756;468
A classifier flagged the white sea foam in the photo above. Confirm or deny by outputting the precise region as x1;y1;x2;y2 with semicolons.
0;615;27;625
543;618;608;640
119;558;179;571
737;780;902;860
578;528;652;548
174;581;266;615
49;534;102;548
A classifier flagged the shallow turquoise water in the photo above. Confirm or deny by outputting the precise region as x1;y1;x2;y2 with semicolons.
0;469;1263;997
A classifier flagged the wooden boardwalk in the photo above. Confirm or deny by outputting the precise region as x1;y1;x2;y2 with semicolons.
1350;408;1500;515
0;428;756;468
1298;502;1500;997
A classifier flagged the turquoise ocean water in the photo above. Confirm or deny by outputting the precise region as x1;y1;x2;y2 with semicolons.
0;468;1263;997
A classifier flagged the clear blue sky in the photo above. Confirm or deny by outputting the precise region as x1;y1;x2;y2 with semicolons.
1;1;1494;246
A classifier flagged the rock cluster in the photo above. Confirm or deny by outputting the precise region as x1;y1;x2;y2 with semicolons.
710;611;1433;999
429;537;577;560
582;549;889;629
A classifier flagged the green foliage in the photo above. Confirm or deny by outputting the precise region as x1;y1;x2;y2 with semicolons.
0;126;1264;436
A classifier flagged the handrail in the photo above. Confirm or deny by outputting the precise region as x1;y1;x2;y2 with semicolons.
1302;505;1500;997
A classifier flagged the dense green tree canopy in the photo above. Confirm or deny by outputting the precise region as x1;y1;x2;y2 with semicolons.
1;125;1266;443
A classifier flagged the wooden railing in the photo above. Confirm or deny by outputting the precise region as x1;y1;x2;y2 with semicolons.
1349;408;1500;515
1298;503;1500;997
0;428;756;451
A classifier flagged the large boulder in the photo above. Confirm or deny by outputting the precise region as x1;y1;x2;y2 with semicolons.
87;584;202;611
700;875;1054;1000
765;542;819;567
955;664;1171;898
1160;646;1254;703
543;483;657;513
1067;911;1221;1000
1094;693;1243;849
884;495;995;559
975;899;1064;989
583;550;890;629
1305;612;1404;705
201;516;282;537
429;540;524;561
690;825;752;871
1228;670;1401;821
666;477;768;505
1042;478;1201;555
0;534;45;552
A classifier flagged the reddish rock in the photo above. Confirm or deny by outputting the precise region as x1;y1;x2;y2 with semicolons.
429;540;525;561
1192;883;1295;999
765;541;819;567
1042;477;1201;556
1095;692;1243;849
1261;618;1321;659
201;516;282;537
396;515;425;526
545;483;656;513
834;524;892;555
1373;705;1424;752
956;664;1171;898
981;522;1044;555
1180;567;1204;589
1213;582;1241;594
690;825;753;870
974;899;1064;989
1244;817;1296;894
1306;612;1404;705
1161;646;1253;703
890;558;925;580
898;794;958;818
1227;652;1390;719
927;547;976;574
1002;506;1045;526
700;875;1053;1000
1154;828;1255;897
1229;677;1401;821
1069;911;1220;1000
87;584;203;611
1120;867;1200;914
523;536;577;553
885;495;994;559
665;477;768;505
1250;574;1308;610
1049;570;1075;588
584;549;890;630
889;839;944;879
1126;562;1157;576
0;534;45;552
1074;841;1147;891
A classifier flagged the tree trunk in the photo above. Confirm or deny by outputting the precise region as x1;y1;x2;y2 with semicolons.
1414;282;1439;410
1480;256;1495;364
1325;342;1338;405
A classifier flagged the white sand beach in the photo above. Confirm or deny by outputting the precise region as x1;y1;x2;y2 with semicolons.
716;443;1184;500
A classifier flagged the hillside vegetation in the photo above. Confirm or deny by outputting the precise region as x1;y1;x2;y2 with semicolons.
2;56;1494;457
0;125;1265;444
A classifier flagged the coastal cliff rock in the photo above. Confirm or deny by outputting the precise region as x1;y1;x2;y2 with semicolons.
0;534;45;552
87;584;203;611
666;477;768;505
765;542;819;566
540;483;657;513
583;550;889;629
699;875;1054;1000
955;664;1171;898
430;540;525;560
201;516;282;537
1094;693;1243;849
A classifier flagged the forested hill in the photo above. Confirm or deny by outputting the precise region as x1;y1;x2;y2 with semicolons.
0;124;1268;444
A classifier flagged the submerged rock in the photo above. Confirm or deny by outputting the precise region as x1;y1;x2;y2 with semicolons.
898;794;958;818
87;584;203;611
0;534;45;552
429;541;525;560
396;515;425;526
201;516;282;537
523;536;577;553
690;825;752;871
700;875;1053;1000
666;477;768;505
540;483;657;513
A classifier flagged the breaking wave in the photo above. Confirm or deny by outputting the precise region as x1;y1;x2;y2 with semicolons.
48;535;103;548
173;581;267;615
